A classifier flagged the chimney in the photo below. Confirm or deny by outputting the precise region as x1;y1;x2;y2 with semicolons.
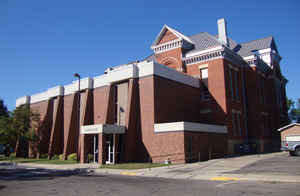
217;18;228;46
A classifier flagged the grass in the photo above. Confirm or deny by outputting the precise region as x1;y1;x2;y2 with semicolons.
100;162;169;170
0;156;77;165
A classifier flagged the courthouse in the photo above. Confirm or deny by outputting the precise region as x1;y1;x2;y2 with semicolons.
16;19;288;163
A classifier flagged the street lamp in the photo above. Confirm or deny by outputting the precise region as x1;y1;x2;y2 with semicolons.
73;73;80;161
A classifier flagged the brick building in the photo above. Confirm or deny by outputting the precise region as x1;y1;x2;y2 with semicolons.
16;18;288;164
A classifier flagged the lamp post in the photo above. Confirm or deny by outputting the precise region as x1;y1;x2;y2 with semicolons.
73;73;80;160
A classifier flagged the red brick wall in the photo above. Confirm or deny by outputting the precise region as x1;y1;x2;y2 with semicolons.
184;132;227;161
29;100;53;157
138;75;227;163
48;96;64;156
139;76;185;163
155;48;184;71
153;76;201;123
93;85;114;164
158;29;178;44
124;79;139;162
63;93;78;159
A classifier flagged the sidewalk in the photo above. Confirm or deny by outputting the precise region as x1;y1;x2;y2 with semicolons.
2;152;300;183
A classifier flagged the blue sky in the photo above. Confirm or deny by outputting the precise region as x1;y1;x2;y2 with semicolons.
1;0;299;111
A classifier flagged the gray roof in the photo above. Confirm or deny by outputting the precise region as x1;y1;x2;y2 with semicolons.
235;36;275;57
144;29;277;65
186;32;275;58
185;32;239;56
186;32;221;53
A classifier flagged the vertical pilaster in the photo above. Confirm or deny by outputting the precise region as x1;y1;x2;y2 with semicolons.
48;96;64;157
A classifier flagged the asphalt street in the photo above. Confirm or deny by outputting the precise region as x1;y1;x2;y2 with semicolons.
0;167;299;196
228;153;300;176
0;152;299;196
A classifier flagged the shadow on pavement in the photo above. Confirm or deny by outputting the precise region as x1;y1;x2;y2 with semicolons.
0;166;99;181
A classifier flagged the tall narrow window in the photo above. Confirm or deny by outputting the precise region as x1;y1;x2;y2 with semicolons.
232;113;237;136
200;68;208;87
234;71;239;101
229;70;234;100
237;114;241;136
200;68;209;101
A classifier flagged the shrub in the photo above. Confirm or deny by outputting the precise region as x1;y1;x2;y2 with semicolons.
59;154;64;160
87;154;94;163
40;153;48;159
67;153;77;161
52;154;59;160
9;152;16;159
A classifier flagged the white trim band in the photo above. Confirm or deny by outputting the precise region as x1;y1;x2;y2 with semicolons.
16;96;30;107
17;61;200;105
154;121;227;134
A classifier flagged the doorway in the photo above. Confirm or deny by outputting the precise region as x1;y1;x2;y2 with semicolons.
92;134;98;163
105;134;115;164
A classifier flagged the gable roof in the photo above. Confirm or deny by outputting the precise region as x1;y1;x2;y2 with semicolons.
278;123;300;132
149;25;279;71
152;25;194;46
235;36;275;57
185;32;239;56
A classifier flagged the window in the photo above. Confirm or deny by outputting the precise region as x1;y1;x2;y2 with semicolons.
234;71;239;101
200;68;208;87
236;114;241;136
232;113;237;136
228;65;240;101
228;69;234;99
200;68;208;78
232;110;242;136
200;68;210;101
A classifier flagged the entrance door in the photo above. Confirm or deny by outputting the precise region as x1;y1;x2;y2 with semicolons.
105;134;115;164
93;135;98;163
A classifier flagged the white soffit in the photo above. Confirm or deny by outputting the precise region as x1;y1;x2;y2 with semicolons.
18;60;200;104
154;122;227;134
65;77;94;95
80;124;126;134
16;96;30;107
138;61;200;88
48;86;64;98
30;91;49;104
94;64;137;88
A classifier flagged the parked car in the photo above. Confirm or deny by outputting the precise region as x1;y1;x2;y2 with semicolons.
281;135;300;156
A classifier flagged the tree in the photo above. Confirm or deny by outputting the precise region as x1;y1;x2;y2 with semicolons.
0;104;41;157
0;116;17;156
0;99;9;117
25;111;42;158
287;97;300;123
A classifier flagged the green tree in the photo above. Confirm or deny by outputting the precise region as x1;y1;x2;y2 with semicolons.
0;116;17;156
287;97;300;123
0;99;9;117
0;104;41;157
